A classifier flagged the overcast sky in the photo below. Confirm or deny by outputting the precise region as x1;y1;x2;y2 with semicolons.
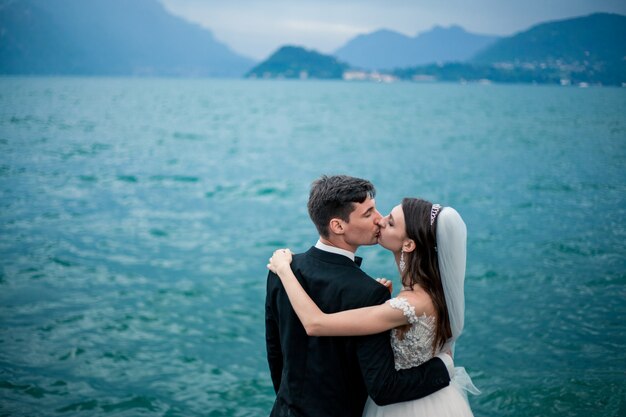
159;0;626;60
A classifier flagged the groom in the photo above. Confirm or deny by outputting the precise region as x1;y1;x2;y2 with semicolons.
265;175;453;417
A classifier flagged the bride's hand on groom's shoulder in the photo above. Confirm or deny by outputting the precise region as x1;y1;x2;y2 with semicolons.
375;278;393;294
267;249;293;275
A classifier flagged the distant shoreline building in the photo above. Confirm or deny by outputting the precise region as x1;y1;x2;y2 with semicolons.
343;70;398;83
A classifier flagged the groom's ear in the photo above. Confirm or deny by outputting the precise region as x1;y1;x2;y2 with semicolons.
328;218;346;235
402;239;416;253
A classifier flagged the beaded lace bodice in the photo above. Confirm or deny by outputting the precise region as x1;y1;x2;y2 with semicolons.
388;297;436;371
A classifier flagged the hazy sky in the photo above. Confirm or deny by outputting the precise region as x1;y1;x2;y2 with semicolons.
159;0;626;60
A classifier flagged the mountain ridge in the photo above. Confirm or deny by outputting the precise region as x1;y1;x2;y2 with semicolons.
1;3;623;84
472;12;626;65
392;13;626;86
0;0;255;77
334;25;500;70
246;45;348;79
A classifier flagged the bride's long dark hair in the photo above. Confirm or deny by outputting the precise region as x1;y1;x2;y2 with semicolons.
400;197;452;353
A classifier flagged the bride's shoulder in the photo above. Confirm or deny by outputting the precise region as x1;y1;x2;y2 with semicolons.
395;288;434;317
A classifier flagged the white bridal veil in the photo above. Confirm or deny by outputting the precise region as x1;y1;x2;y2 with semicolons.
436;207;480;396
436;207;466;355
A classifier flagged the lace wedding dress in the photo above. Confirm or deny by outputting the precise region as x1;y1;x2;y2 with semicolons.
362;297;474;417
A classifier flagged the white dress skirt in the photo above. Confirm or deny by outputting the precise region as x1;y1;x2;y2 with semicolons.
362;297;476;417
362;381;474;417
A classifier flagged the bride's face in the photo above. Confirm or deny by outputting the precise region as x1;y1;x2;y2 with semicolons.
377;204;407;252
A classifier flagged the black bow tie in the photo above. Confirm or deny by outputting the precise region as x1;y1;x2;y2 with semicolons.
354;256;363;267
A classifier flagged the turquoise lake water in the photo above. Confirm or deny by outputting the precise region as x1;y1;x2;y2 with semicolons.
0;77;625;416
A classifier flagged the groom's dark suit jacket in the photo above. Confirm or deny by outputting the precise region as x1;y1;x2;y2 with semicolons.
265;246;450;417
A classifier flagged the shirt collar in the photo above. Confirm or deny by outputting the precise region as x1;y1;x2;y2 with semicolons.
315;239;356;262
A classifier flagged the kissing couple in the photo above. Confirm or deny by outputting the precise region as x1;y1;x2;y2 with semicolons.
265;175;479;417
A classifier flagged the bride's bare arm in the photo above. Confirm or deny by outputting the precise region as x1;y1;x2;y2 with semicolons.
267;249;410;337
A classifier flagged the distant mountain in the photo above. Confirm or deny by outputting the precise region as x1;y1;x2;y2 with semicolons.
0;0;255;77
391;13;626;86
334;26;500;70
471;13;626;85
246;46;348;79
472;13;626;65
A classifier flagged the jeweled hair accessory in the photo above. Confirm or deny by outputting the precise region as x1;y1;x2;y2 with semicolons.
430;204;442;226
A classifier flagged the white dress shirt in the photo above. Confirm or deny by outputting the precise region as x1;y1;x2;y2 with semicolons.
315;239;355;262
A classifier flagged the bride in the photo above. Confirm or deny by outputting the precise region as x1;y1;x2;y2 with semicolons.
267;198;479;416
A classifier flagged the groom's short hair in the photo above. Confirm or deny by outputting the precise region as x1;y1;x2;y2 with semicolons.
308;175;376;238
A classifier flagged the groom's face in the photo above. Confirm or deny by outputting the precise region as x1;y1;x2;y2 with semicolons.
342;196;382;247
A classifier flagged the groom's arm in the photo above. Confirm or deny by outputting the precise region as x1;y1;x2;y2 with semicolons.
265;272;283;394
356;287;451;406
